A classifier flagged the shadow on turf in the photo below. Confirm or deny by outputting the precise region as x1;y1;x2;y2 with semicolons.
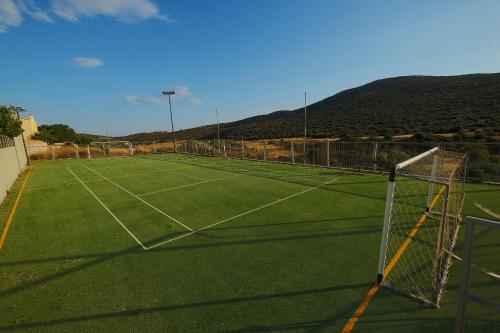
0;221;385;318
0;217;382;272
0;283;370;331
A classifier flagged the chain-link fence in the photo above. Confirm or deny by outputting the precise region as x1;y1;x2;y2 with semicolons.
27;139;500;183
0;135;14;149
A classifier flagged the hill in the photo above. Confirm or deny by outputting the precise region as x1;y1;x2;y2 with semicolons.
120;73;500;142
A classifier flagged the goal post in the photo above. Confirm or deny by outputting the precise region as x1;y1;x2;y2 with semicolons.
89;141;132;158
377;147;467;307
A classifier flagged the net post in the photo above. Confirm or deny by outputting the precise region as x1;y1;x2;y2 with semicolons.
263;140;267;161
102;143;106;157
433;183;450;305
303;141;307;165
326;140;330;167
241;140;245;159
128;142;134;156
87;144;91;160
373;142;378;171
74;144;79;159
455;217;475;333
153;141;157;153
223;140;227;157
426;155;439;212
51;145;55;160
291;141;295;164
377;166;397;284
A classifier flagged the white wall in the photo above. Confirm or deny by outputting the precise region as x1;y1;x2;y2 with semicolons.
0;134;28;203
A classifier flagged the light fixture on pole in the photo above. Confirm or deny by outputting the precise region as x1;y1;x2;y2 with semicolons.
162;90;176;152
13;106;30;165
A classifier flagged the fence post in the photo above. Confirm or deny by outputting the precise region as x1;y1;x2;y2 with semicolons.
455;218;475;333
326;140;330;167
241;140;245;159
153;141;157;153
75;144;79;159
223;140;227;157
129;143;134;156
51;145;55;160
291;141;295;164
373;142;378;171
264;140;267;161
87;145;91;159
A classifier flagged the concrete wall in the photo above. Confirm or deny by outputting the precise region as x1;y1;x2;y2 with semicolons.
0;134;28;203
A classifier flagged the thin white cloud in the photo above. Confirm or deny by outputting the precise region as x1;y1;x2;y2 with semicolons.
16;0;54;23
175;86;202;105
125;95;165;105
175;85;191;97
0;0;172;33
70;57;104;68
126;85;202;106
0;0;22;33
51;0;173;23
189;98;202;105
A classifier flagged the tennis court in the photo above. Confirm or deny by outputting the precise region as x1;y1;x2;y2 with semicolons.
0;153;498;332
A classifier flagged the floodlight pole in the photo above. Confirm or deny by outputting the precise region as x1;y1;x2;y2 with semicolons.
14;106;30;165
162;90;176;152
105;117;110;144
215;108;221;152
304;91;307;165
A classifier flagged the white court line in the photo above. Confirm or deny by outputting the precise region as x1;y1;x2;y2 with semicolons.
151;156;330;183
66;167;147;250
151;167;207;182
139;173;244;197
145;176;340;250
82;165;193;232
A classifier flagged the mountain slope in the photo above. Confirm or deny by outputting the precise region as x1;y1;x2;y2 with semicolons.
121;73;500;141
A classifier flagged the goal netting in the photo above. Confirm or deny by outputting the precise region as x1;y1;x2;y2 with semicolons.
377;147;467;307
88;141;133;158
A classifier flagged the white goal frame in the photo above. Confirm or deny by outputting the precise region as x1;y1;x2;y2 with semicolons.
377;147;467;307
88;141;133;158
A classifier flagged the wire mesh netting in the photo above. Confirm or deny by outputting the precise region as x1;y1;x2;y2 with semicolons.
0;135;14;149
459;221;500;333
381;148;467;307
26;139;499;182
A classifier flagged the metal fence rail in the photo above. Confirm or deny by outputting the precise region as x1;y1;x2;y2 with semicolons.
455;216;500;333
27;139;500;183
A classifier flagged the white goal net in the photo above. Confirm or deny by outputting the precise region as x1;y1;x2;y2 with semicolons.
88;141;133;158
377;147;467;307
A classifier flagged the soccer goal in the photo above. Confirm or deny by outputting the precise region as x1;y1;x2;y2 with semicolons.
88;141;133;158
377;147;467;307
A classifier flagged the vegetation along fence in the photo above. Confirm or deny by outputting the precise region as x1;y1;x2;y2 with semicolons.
26;139;499;183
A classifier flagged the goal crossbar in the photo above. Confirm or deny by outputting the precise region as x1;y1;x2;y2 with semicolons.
377;147;467;307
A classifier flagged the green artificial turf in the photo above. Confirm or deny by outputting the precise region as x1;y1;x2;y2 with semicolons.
0;153;498;332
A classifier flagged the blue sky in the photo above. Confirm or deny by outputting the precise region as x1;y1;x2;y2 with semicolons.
1;0;500;136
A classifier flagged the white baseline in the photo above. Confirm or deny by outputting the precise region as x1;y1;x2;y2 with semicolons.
66;167;147;250
83;165;193;232
146;176;340;250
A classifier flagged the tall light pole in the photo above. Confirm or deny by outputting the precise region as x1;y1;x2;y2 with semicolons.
105;117;110;143
13;106;30;165
304;91;307;165
215;108;221;151
162;90;176;152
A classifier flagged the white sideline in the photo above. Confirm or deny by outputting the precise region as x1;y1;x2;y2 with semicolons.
152;167;207;182
145;176;340;250
82;165;193;232
66;167;147;250
139;173;244;197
